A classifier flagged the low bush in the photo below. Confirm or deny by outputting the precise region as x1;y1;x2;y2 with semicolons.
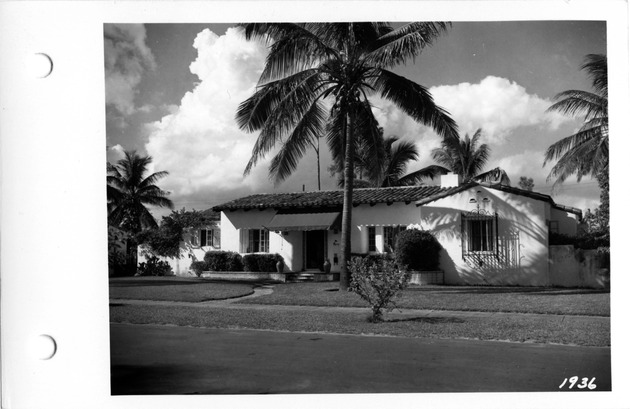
549;231;610;250
204;251;243;271
137;256;173;277
190;261;207;277
349;256;410;322
243;253;283;272
395;229;441;271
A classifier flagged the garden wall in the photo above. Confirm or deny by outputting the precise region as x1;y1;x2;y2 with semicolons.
548;245;609;289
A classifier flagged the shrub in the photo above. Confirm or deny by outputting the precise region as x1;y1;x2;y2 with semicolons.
243;253;283;272
549;231;610;250
349;256;410;322
108;249;135;277
137;256;173;276
190;261;207;277
395;229;441;271
204;251;243;271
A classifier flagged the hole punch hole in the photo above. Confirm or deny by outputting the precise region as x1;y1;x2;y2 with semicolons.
33;334;57;360
27;53;53;78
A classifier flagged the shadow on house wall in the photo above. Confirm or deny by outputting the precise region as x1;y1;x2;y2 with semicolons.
421;189;557;286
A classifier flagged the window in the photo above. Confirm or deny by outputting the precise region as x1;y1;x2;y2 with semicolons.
200;229;221;248
462;213;497;254
240;229;269;253
368;226;376;252
383;225;406;253
192;228;220;248
548;220;559;234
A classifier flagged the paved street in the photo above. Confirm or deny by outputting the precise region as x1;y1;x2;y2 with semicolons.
111;323;611;394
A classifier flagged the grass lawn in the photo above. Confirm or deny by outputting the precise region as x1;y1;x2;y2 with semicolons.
109;277;254;302
109;303;610;347
236;283;610;317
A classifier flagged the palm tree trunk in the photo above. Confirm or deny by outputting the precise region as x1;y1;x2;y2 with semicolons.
340;109;355;290
316;137;321;191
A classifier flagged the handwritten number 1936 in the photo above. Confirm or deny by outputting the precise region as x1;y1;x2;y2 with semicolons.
559;376;597;390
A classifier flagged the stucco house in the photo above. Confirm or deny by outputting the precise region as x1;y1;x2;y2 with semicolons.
213;173;587;287
137;209;222;276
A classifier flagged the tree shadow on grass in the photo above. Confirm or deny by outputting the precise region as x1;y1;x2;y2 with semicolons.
386;316;465;324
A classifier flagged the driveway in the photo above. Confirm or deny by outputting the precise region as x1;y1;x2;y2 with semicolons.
111;323;611;394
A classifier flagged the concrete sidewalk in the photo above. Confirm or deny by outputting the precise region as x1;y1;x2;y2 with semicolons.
110;296;610;323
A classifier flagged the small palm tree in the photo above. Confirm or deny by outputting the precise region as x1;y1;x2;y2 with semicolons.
544;54;608;186
236;23;458;289
107;150;174;234
379;136;448;187
431;128;510;184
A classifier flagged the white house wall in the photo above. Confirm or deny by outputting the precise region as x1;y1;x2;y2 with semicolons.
422;187;552;286
217;187;580;285
550;207;579;236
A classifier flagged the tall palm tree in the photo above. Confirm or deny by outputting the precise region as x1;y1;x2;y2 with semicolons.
107;150;174;234
431;128;511;185
544;54;608;186
236;23;458;289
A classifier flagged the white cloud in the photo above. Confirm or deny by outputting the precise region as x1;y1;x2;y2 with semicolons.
144;28;273;199
371;76;570;147
109;144;125;161
495;150;548;182
104;24;156;117
429;76;569;143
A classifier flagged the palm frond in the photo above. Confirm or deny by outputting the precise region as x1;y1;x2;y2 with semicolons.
259;34;336;84
543;126;602;165
582;54;607;97
373;69;458;139
397;165;451;186
367;22;450;67
236;69;321;132
268;100;327;184
138;170;169;190
353;101;385;185
547;90;606;119
474;167;511;185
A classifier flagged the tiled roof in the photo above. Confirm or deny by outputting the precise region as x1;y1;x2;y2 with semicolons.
414;182;582;218
483;184;583;217
213;183;582;219
213;185;464;211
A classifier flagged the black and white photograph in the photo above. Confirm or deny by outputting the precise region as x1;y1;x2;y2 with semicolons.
106;20;611;394
1;1;628;408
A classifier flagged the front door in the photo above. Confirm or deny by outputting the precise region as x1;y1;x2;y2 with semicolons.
305;230;327;270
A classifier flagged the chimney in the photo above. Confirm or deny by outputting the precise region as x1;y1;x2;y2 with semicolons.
440;172;461;188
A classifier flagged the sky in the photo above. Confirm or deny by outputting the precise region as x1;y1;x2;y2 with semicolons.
104;21;607;220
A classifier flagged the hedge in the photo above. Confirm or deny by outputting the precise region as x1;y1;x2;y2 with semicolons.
394;229;441;271
242;253;284;272
203;251;243;271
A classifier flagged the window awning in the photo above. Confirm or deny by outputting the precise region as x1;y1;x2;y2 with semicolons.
264;212;340;231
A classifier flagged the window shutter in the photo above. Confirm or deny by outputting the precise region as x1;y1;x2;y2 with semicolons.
239;230;248;253
212;229;221;248
200;229;207;247
460;214;466;259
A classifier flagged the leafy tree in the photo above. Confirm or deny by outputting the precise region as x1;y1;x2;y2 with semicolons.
431;128;511;184
544;54;608;186
137;208;218;259
236;23;458;289
518;176;535;191
107;150;173;271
